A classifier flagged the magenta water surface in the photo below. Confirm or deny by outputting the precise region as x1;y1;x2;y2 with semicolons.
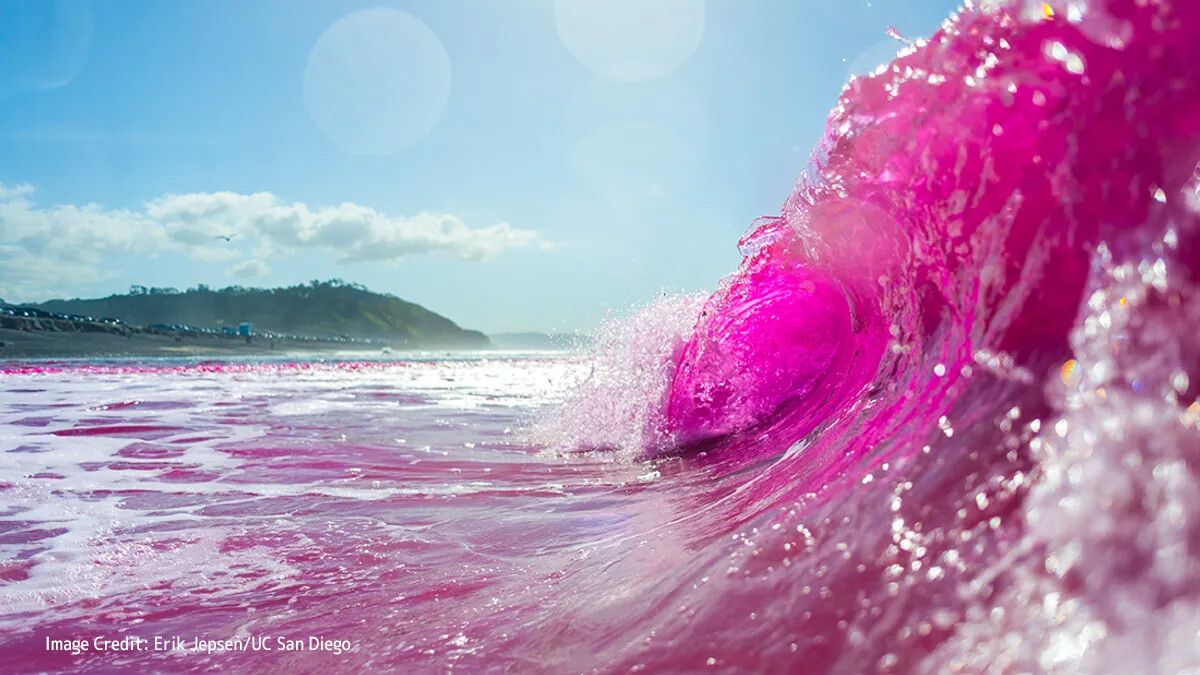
4;0;1200;672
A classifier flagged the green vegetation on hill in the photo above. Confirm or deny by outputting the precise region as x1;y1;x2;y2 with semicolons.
35;279;490;348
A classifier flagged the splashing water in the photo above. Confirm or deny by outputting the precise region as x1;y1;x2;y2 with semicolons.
3;0;1200;672
534;293;707;455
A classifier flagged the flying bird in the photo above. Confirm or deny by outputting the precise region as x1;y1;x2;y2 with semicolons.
214;234;236;242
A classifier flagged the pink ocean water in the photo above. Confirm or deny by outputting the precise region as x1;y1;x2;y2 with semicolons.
4;0;1200;671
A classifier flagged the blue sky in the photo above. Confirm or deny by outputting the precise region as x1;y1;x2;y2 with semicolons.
0;0;959;334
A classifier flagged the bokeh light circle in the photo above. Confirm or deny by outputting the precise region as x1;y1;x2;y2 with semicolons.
0;0;93;96
554;0;705;83
303;9;451;154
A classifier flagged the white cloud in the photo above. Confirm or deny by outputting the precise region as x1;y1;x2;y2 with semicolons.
226;259;271;279
145;191;541;262
0;246;107;302
0;185;169;266
0;184;543;300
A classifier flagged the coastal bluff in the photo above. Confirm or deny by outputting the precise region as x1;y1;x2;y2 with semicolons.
21;280;490;349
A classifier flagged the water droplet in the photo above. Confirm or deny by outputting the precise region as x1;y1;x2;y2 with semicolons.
1059;359;1081;387
1172;371;1190;394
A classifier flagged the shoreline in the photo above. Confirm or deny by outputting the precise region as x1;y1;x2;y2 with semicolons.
0;327;391;360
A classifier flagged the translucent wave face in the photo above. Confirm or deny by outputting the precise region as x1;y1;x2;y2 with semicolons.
666;242;856;445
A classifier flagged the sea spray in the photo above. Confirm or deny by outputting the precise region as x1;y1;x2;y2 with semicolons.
533;293;707;456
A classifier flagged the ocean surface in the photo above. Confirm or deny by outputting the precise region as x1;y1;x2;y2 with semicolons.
4;0;1200;672
0;354;633;672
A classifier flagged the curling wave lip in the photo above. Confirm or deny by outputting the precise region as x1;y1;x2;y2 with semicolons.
657;0;1200;465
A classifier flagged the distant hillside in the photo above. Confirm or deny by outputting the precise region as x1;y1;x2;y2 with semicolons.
35;280;490;348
